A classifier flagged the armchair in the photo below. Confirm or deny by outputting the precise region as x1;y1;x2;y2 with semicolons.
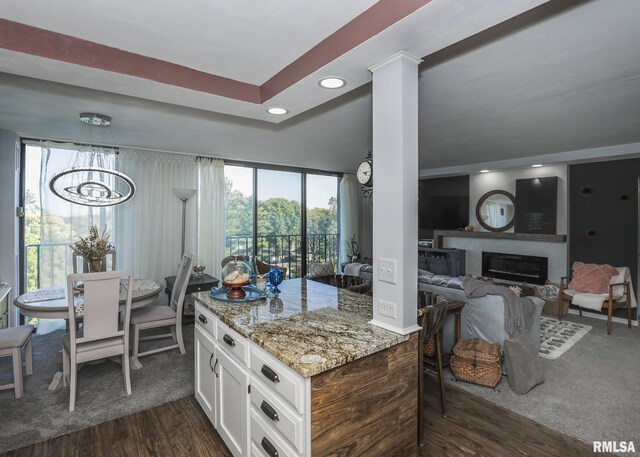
559;266;634;335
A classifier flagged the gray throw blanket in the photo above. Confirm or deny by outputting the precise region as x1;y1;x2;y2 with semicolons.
463;277;523;336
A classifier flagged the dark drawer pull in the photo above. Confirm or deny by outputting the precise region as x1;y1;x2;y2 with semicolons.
261;364;280;383
260;401;279;422
261;437;279;457
198;314;208;324
223;334;235;347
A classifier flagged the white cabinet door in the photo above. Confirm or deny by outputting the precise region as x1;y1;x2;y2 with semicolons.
195;326;218;427
217;346;250;457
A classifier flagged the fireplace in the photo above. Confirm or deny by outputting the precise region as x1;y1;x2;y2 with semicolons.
482;251;548;285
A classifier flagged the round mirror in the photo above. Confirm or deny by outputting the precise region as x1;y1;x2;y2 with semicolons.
476;190;516;232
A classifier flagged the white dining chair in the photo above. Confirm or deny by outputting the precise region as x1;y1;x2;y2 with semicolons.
130;254;194;369
0;325;34;399
62;269;134;411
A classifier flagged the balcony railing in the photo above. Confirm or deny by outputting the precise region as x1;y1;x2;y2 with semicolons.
24;242;74;291
24;233;339;291
225;233;338;278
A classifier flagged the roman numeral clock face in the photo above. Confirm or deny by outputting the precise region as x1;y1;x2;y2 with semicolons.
357;160;372;187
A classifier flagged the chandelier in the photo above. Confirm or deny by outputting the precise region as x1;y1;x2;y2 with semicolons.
49;113;136;207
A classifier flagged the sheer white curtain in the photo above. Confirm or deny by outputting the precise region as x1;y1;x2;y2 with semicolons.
339;174;360;265
197;158;226;279
116;149;197;285
30;141;116;289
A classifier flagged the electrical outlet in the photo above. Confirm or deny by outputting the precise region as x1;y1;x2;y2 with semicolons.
378;258;397;284
378;300;396;318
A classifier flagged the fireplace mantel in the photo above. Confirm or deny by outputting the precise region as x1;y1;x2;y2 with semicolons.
433;230;567;248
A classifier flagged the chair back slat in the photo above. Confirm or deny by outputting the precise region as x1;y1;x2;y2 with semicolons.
66;269;133;346
170;254;195;314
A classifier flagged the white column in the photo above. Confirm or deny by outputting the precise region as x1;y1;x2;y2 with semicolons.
368;52;422;335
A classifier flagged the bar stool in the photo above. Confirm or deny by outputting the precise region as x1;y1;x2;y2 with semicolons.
0;325;34;399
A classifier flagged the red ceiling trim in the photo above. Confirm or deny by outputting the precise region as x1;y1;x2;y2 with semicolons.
0;1;431;106
259;0;432;102
0;18;261;103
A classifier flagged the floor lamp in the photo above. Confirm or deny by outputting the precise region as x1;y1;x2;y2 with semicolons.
173;188;196;256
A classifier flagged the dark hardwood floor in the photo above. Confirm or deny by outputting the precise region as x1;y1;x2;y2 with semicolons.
2;375;604;457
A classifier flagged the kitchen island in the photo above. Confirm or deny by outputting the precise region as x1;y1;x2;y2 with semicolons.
193;278;418;457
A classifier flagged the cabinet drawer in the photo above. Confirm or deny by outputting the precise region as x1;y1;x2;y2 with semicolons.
251;344;306;415
217;321;250;369
251;379;304;453
251;410;299;457
194;303;217;339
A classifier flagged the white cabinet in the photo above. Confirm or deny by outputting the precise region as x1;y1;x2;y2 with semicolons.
217;346;250;457
195;302;310;457
250;344;310;457
195;303;250;457
194;326;217;427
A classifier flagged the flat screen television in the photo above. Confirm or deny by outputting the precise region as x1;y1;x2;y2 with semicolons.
418;176;469;237
419;195;469;230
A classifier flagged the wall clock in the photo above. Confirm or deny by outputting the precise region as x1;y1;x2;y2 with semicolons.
357;150;373;187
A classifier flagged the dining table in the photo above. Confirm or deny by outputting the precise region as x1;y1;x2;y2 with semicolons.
13;279;163;390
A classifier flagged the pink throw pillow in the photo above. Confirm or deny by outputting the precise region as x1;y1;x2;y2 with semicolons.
568;261;618;294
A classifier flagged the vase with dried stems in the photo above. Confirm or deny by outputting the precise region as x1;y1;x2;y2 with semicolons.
69;225;114;273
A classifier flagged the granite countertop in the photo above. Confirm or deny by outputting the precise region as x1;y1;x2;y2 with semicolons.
193;278;409;377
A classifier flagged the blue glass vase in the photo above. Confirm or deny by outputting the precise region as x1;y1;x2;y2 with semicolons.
268;267;284;294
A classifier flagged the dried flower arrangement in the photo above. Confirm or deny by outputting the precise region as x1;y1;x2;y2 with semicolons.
69;225;114;272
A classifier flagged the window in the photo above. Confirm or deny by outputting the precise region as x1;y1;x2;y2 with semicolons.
257;169;302;277
306;174;338;269
23;143;116;292
224;165;339;278
224;165;254;257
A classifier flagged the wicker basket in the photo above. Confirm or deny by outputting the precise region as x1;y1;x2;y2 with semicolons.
450;338;502;388
423;336;436;358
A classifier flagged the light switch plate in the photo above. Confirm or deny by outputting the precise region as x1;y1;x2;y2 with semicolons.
378;258;397;284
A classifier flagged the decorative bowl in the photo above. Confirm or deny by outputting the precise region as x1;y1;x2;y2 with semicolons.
221;259;251;299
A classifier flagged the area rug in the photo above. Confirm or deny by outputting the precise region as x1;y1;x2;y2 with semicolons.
0;324;195;454
539;316;591;360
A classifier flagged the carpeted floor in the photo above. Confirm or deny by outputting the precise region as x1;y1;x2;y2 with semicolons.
0;324;195;454
445;314;640;456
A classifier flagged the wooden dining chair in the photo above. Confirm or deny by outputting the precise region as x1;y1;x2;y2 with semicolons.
130;254;194;369
255;259;287;278
63;269;134;411
417;292;448;447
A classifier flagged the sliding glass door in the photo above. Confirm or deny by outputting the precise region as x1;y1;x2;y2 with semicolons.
224;165;339;278
306;174;338;270
257;169;302;277
224;165;254;258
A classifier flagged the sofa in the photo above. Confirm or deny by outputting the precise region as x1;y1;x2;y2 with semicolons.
344;263;543;353
417;276;544;354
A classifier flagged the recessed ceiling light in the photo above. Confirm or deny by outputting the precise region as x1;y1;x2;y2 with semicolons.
318;77;346;89
267;107;288;115
531;164;544;168
480;170;490;173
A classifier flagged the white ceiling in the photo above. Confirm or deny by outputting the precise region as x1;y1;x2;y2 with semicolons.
0;0;379;84
0;0;639;174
